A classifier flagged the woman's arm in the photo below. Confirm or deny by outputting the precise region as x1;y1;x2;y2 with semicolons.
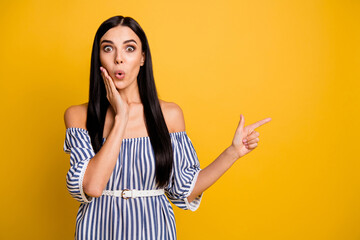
187;146;239;203
83;116;127;197
187;114;271;203
65;67;130;198
64;107;128;198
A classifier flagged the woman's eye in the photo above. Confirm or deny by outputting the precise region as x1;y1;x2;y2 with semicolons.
126;46;135;52
104;46;113;52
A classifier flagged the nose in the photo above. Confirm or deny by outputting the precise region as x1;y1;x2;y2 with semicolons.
115;50;123;64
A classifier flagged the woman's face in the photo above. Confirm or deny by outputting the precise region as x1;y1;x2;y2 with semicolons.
99;25;145;90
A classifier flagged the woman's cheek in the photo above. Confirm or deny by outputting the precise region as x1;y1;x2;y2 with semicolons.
127;53;141;62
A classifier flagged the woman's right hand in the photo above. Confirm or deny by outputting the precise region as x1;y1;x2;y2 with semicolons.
100;66;129;121
230;114;271;159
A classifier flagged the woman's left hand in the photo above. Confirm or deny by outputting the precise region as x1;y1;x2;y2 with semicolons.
230;114;272;159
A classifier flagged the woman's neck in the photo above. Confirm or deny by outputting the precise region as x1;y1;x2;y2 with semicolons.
117;82;142;104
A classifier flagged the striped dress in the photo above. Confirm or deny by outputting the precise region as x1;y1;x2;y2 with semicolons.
63;127;203;240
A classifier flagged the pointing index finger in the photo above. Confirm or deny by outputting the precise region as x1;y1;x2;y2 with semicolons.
248;117;272;130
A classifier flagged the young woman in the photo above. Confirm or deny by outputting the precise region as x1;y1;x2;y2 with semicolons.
63;15;271;240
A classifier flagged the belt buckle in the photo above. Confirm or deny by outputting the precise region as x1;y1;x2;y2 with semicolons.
121;189;131;199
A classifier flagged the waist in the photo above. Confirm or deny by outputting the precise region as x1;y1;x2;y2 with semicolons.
102;189;165;199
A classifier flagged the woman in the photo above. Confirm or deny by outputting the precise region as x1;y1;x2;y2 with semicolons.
63;15;271;239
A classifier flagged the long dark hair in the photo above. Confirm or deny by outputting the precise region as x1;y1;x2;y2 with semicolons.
86;16;173;188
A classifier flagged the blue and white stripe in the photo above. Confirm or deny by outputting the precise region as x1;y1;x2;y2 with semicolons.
63;127;203;240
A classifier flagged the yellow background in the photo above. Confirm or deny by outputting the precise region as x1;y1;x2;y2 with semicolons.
1;0;359;239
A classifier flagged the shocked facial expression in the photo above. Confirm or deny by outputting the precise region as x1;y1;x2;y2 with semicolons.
99;25;145;90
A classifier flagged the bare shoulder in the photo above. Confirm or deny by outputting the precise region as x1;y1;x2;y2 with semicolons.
159;99;185;133
64;102;88;129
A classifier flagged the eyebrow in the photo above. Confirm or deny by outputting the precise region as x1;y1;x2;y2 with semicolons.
100;39;138;45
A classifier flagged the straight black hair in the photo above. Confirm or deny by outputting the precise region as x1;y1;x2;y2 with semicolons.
86;16;173;188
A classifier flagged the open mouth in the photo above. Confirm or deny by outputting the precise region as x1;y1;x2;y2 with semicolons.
115;71;125;79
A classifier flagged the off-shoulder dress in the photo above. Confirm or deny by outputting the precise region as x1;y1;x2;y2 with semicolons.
63;127;203;240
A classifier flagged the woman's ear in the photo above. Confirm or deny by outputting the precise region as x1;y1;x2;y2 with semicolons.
141;52;145;66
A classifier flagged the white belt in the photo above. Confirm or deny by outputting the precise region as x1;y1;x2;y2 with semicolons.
102;189;165;199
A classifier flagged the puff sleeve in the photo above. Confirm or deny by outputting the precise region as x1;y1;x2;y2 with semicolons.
63;128;96;203
165;131;203;211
